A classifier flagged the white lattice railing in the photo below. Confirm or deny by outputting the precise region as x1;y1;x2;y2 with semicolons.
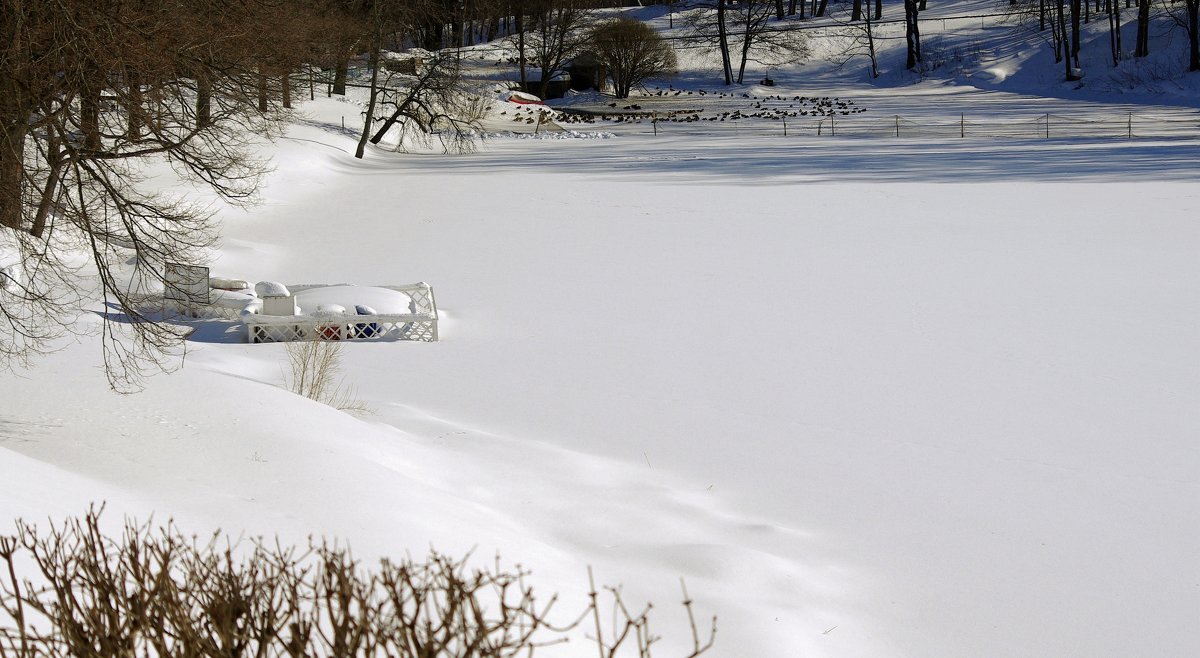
243;283;439;344
243;312;437;344
163;297;245;321
150;281;439;344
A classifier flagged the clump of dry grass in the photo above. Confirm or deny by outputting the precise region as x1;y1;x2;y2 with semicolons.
284;340;367;412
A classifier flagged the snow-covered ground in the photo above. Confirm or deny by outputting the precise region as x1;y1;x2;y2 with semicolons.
3;4;1200;657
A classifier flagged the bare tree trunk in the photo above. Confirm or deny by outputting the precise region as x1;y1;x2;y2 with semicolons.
853;0;863;21
30;130;62;239
422;21;444;50
333;52;350;95
487;13;499;41
516;11;528;90
451;12;464;48
1108;0;1122;65
1071;0;1082;69
1052;2;1063;61
718;0;734;85
775;0;785;19
535;8;551;99
865;10;879;77
81;81;102;151
196;75;212;128
0;119;26;230
737;25;752;83
817;0;829;18
126;70;143;141
355;44;380;159
1135;0;1150;56
1190;0;1200;71
257;70;269;113
875;0;882;19
0;9;28;231
1058;0;1078;79
905;0;922;69
282;71;292;109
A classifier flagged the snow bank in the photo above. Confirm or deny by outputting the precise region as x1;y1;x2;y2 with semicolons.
209;289;258;312
211;277;252;292
254;281;290;297
293;285;413;316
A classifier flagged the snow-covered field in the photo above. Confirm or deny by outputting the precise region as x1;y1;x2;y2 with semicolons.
3;4;1200;657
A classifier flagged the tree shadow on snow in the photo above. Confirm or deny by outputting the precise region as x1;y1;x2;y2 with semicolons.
94;305;246;344
404;135;1200;184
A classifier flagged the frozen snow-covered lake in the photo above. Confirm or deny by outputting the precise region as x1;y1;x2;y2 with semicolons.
3;70;1199;658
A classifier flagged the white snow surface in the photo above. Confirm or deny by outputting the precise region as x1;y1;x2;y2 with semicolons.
0;228;22;292
293;286;413;315
254;280;290;297
4;7;1200;657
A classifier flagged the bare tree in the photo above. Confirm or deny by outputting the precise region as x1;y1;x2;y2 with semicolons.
356;0;390;159
1162;0;1200;70
523;1;595;99
683;1;735;84
589;18;679;99
828;5;881;78
1006;0;1088;77
367;52;490;153
730;0;808;83
314;0;373;96
687;0;807;84
331;1;491;155
0;0;305;389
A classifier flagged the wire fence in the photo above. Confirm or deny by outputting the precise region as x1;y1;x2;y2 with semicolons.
558;111;1200;140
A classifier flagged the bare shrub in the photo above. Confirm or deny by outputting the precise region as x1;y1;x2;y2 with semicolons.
0;509;717;658
285;340;366;412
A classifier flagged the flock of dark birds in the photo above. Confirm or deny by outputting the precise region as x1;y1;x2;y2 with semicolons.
499;84;868;127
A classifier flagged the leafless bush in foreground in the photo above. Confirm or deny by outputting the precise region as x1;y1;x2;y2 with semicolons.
0;509;716;657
